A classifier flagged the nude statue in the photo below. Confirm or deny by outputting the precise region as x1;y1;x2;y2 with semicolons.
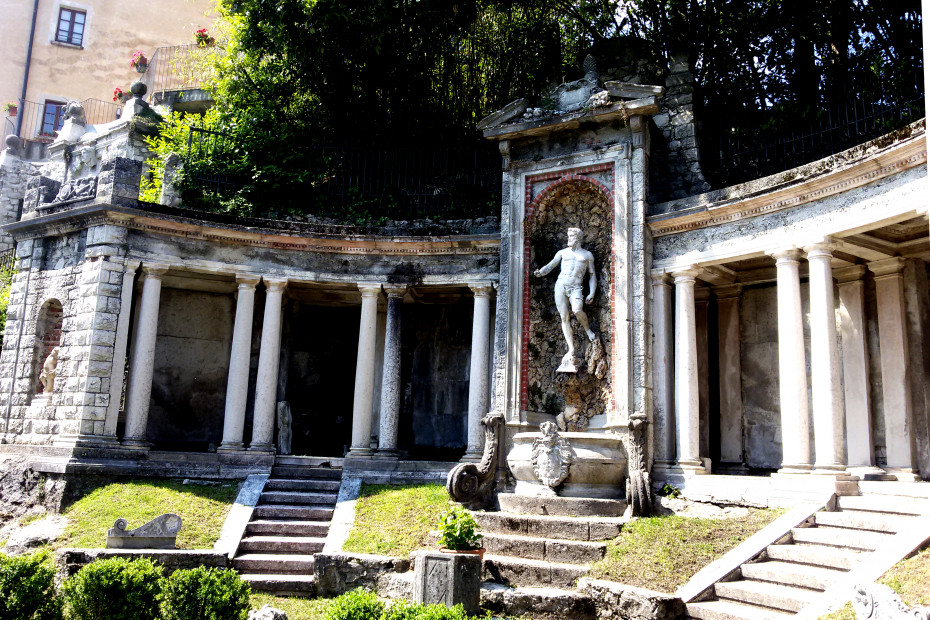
39;346;60;393
533;227;597;372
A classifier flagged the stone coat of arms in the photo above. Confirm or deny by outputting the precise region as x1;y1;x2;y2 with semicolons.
531;422;572;489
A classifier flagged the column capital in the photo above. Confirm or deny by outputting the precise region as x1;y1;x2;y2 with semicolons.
671;266;702;284
695;286;712;302
141;263;169;277
650;272;673;286
833;265;867;284
769;248;802;263
383;285;408;298
358;282;382;297
714;283;742;299
123;259;141;274
262;277;288;292
803;238;836;259
236;274;261;288
469;282;494;297
868;257;907;278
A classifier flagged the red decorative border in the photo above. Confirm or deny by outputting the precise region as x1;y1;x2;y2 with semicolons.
521;163;616;411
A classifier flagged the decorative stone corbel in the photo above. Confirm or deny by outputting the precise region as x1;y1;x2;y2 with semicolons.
626;413;654;516
446;411;504;509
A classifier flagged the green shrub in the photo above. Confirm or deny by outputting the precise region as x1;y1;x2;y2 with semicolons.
0;550;63;620
325;587;385;620
160;566;251;620
61;557;163;620
0;265;13;349
384;599;468;620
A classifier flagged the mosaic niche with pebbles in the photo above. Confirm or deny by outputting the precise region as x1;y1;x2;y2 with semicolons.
527;182;612;430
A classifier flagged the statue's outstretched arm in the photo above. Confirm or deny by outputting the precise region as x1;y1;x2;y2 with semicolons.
586;254;597;303
534;251;562;277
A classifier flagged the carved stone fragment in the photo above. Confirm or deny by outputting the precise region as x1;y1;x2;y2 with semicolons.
106;513;182;549
853;583;930;620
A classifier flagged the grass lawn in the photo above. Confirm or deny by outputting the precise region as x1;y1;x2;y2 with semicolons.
588;509;783;593
251;593;334;620
342;483;449;556
57;480;239;549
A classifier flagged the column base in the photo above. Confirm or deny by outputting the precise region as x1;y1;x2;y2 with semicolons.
375;449;400;460
120;438;152;451
247;443;275;453
347;447;374;458
715;460;750;474
777;464;813;475
217;442;246;453
812;464;848;475
883;467;921;482
460;450;483;464
672;459;709;475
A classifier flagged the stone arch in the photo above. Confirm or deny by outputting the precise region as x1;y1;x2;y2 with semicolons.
523;176;614;426
33;299;63;395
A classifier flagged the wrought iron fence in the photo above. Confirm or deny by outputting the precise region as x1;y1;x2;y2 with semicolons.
0;247;15;274
141;44;215;99
1;98;119;146
184;127;502;220
702;71;925;188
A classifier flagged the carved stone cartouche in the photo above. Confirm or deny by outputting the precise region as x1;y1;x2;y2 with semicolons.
531;421;572;491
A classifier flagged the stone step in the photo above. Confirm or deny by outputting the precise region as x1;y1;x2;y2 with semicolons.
245;520;330;537
837;494;930;516
270;465;343;480
239;535;326;554
473;511;623;541
765;542;867;570
687;599;796;620
739;560;846;591
790;526;894;551
481;532;606;564
813;510;909;533
714;579;822;612
483;554;588;589
858;481;930;500
254;504;334;521
239;573;317;595
265;478;342;492
260;490;338;506
275;456;344;468
232;553;315;573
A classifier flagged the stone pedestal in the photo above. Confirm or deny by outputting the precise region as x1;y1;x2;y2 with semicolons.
413;551;481;615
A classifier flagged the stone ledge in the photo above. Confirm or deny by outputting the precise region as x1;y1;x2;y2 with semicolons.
314;552;411;598
56;548;227;580
579;578;687;620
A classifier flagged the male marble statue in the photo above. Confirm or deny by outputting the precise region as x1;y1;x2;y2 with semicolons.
39;346;60;393
533;227;597;372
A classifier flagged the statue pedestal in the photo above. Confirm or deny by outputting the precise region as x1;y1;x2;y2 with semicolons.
506;431;628;500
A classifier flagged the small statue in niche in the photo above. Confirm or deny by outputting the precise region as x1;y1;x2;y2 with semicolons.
39;346;60;394
533;227;597;372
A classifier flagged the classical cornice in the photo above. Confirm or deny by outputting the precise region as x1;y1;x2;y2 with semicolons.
3;204;500;256
648;128;927;237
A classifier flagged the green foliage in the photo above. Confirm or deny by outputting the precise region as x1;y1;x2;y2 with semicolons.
324;588;385;620
659;483;681;498
343;484;449;556
437;507;482;551
0;264;13;349
0;549;63;620
384;599;468;620
62;557;163;620
160;566;251;620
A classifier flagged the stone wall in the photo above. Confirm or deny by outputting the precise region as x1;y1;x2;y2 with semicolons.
526;183;612;427
0;154;35;248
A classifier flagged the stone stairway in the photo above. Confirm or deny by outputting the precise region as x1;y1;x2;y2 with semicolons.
233;459;342;594
686;486;930;620
473;511;623;588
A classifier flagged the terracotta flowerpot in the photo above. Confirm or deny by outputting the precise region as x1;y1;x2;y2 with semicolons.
439;547;486;562
135;63;147;74
6;108;16;117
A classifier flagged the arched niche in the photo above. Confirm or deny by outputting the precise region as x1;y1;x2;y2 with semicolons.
33;298;63;396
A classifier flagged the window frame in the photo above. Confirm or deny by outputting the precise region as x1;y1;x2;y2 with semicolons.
39;100;66;139
55;7;86;46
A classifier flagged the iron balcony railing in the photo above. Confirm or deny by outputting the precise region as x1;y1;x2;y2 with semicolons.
140;44;215;101
703;71;925;188
1;98;120;147
185;127;503;220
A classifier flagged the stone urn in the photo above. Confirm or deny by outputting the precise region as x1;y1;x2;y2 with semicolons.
507;429;627;499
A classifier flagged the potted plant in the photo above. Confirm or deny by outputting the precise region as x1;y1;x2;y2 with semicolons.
194;28;215;46
437;507;484;558
130;50;148;73
113;87;128;103
3;101;17;117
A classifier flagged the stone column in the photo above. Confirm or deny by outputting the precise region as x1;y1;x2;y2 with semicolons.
804;242;845;472
715;284;745;470
350;283;382;457
377;286;406;457
869;258;919;477
104;259;140;439
673;268;704;472
772;249;811;472
651;274;675;470
463;283;493;462
835;266;874;468
122;263;169;449
248;278;287;452
695;287;711;462
218;274;260;452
